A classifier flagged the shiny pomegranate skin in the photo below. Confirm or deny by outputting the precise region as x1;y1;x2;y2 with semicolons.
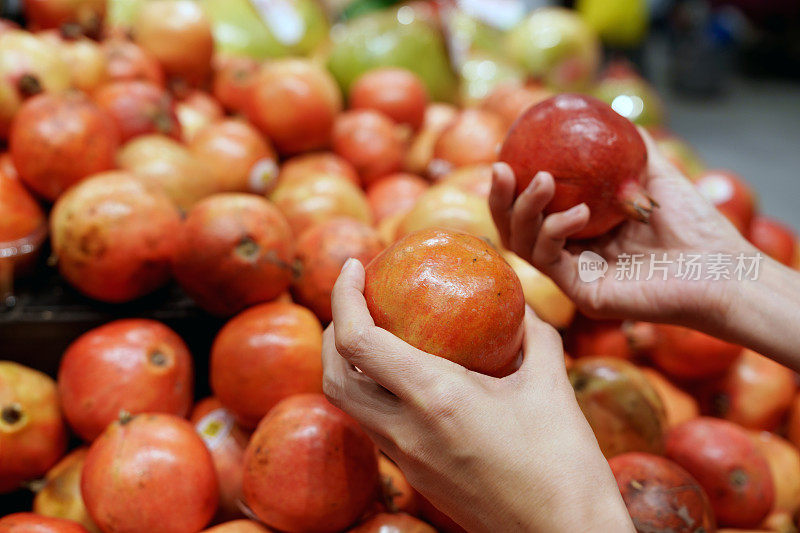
0;362;67;493
50;172;181;302
609;452;715;533
293;218;384;322
348;513;436;533
82;414;218;533
278;152;360;188
364;228;525;376
665;417;774;528
366;173;429;223
429;109;505;179
649;325;741;380
211;301;323;428
58;319;193;441
32;447;99;532
93;80;180;142
500;93;650;239
246;59;342;155
695;169;756;235
101;39;165;87
0;513;89;533
349;67;428;130
10;92;119;201
242;394;379;533
748;215;797;266
171;193;295;316
212;55;259;114
0;165;46;274
332;109;405;186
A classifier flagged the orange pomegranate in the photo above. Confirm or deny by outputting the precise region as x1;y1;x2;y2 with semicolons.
24;0;105;32
438;164;492;197
101;38;164;87
332;109;405;186
366;173;429;223
93;80;180;142
480;82;552;129
32;448;100;532
0;165;46;276
349;67;428;130
379;455;417;515
428;109;504;179
212;55;258;114
404;103;458;176
640;368;699;429
175;90;225;142
749;431;800;520
278;152;360;190
649;325;741;380
0;513;89;533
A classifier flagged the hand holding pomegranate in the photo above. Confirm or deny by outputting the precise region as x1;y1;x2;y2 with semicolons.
322;259;634;533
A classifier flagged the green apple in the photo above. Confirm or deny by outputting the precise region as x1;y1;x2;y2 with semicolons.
593;70;665;127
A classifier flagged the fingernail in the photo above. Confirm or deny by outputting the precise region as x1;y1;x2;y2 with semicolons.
525;174;540;195
565;203;588;217
341;258;356;273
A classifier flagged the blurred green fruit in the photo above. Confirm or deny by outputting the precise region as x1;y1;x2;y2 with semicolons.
458;52;525;107
576;0;648;48
593;64;665;127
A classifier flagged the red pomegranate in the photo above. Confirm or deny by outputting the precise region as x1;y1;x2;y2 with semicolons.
246;59;342;155
203;521;274;533
649;325;741;380
480;82;552;129
569;357;666;458
0;165;46;276
500;93;653;239
332;109;405;186
82;413;218;533
132;0;213;87
566;317;637;360
696;349;796;431
0;513;89;533
175;90;225;142
58;319;193;441
213;55;259;114
429;109;505;179
101;38;165;87
10;92;119;201
50;172;181;302
242;394;379;533
366;173;429;223
695;169;757;235
379;455;417;515
171;193;294;316
0;362;67;493
33;447;99;532
189;119;278;195
190;397;250;522
270;173;372;237
293;218;384;322
278;152;360;189
748;215;797;266
211;302;323;428
348;513;435;533
609;452;715;533
349;68;428;130
93;80;180;142
24;0;105;32
665;417;774;528
364;228;525;376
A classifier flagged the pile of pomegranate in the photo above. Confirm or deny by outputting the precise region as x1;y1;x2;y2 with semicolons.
1;2;799;533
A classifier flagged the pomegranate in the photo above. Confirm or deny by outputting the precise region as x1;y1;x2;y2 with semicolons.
649;325;741;380
502;251;576;329
49;35;107;93
332;109;405;186
364;228;524;376
696;349;796;431
348;514;435;533
366;173;429;223
132;0;213;87
0;30;70;138
500;93;653;239
50;172;181;302
566;317;637;360
480;82;552;129
379;455;417;515
0;514;89;533
116;134;217;210
0;361;67;493
246;59;342;155
293;218;384;322
429;109;505;179
10;92;119;201
211;302;323;428
270;173;372;237
190;397;249;522
0;165;46;276
438;164;492;197
24;0;105;33
189;119;278;195
243;394;379;533
749;431;800;523
695;169;757;235
58;319;193;441
213;55;258;114
203;521;273;533
172;194;294;316
569;357;666;457
665;417;774;528
349;67;428;130
93;80;181;142
640;368;699;429
33;448;99;532
175;90;225;142
278;152;360;189
101;38;165;87
748;215;797;266
404;103;457;175
609;452;715;533
82;413;218;533
788;396;800;450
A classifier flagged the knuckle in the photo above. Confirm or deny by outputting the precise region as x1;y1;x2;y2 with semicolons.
322;375;343;406
335;326;372;361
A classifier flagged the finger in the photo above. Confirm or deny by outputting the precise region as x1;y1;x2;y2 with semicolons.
531;204;589;268
489;162;515;249
331;259;463;398
637;127;689;184
510;171;555;260
517;307;567;376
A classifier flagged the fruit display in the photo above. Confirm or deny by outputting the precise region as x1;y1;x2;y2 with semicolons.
1;2;799;532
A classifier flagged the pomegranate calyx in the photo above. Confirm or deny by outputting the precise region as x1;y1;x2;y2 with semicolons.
619;181;658;223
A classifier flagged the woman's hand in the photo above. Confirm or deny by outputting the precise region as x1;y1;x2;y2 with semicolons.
489;129;755;329
322;258;634;533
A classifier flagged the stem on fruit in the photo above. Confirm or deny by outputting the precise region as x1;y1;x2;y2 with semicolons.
1;403;23;426
17;74;43;98
619;181;658;223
